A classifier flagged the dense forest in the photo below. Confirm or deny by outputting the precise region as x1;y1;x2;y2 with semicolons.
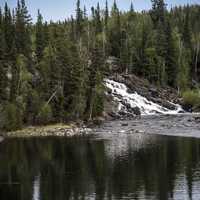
0;0;199;131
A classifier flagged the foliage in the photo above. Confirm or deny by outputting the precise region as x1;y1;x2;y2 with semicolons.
36;103;53;125
2;103;23;131
182;90;200;110
0;0;199;130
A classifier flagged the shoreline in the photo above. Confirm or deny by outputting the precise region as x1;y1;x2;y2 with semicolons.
0;123;93;138
0;113;199;139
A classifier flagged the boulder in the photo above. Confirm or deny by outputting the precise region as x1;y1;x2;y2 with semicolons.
194;116;200;123
149;88;159;98
93;117;105;126
121;123;128;127
131;107;141;116
0;136;4;143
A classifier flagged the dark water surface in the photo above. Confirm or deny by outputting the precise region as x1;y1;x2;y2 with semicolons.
1;123;200;200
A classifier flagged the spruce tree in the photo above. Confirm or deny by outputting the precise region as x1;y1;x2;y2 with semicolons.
85;42;104;119
182;5;192;50
103;0;110;57
104;0;109;29
150;0;166;27
35;10;45;62
15;0;31;57
165;20;178;87
75;0;83;39
0;27;7;103
3;3;14;57
0;8;2;26
95;3;102;34
109;0;121;58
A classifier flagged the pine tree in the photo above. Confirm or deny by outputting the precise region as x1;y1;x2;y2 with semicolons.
0;8;3;26
156;21;167;85
177;40;190;92
85;42;104;119
43;21;49;47
35;10;45;62
95;3;102;34
15;0;32;57
138;22;148;76
128;2;135;21
0;27;7;102
103;0;110;57
105;0;109;29
182;5;192;50
9;41;19;102
62;43;85;120
150;0;166;27
120;29;129;73
75;0;83;39
109;0;121;58
3;3;14;57
165;20;178;87
150;0;168;85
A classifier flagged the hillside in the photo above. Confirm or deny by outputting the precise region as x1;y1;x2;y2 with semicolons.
0;0;199;131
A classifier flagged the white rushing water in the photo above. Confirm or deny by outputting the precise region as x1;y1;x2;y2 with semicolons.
105;79;183;115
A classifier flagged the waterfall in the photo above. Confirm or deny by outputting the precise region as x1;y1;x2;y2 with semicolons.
105;79;183;115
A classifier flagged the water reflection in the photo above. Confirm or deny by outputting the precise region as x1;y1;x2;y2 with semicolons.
33;175;40;200
0;134;200;200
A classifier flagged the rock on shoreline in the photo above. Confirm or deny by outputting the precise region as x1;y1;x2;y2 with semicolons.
0;136;4;142
2;124;93;138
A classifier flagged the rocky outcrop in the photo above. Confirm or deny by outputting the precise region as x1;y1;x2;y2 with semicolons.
111;74;182;110
104;90;141;119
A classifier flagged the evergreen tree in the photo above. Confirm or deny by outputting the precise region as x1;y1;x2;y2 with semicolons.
35;10;45;62
165;20;178;87
182;5;192;50
15;0;32;57
95;3;102;34
150;0;166;27
104;0;109;29
3;3;14;57
0;27;7;102
0;8;3;26
109;0;121;58
75;0;83;39
85;42;104;119
62;43;85;120
177;41;190;92
9;41;19;102
103;0;110;57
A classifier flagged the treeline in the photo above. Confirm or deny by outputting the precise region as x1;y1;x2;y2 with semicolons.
0;0;199;130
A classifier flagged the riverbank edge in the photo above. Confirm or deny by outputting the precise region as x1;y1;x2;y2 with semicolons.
0;123;93;138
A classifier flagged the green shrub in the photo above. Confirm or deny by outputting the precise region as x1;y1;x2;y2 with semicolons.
3;103;22;131
37;104;53;125
182;90;200;110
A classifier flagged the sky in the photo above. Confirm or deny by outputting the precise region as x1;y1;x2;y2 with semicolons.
0;0;199;22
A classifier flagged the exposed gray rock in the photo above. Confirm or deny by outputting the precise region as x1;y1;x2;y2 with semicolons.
131;107;141;116
121;123;128;127
194;116;200;123
0;136;4;143
110;74;182;108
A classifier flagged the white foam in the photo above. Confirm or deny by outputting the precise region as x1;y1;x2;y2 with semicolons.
105;79;183;115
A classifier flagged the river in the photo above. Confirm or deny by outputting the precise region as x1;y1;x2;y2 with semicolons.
0;114;200;200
